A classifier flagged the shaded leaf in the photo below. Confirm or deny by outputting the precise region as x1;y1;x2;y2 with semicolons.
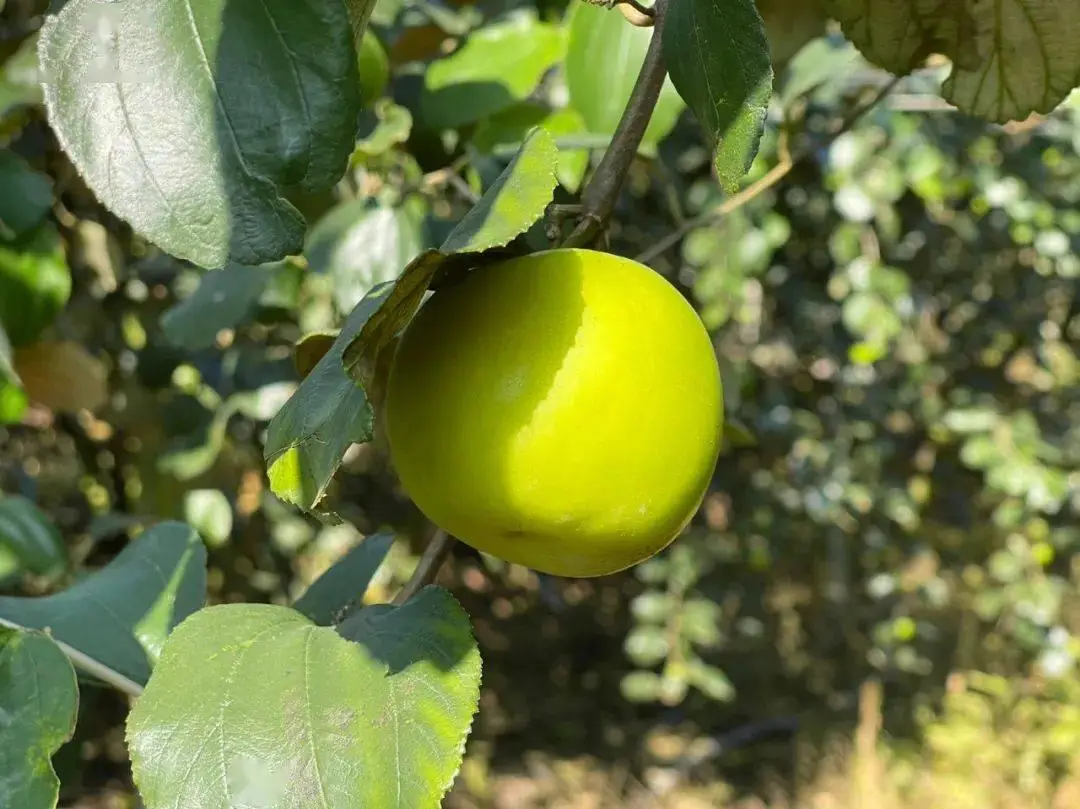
305;198;424;314
13;341;108;414
0;496;65;577
565;2;685;156
161;266;270;350
0;225;70;347
293;330;338;380
826;0;1080;122
264;289;389;512
0;33;42;120
0;151;52;242
664;0;774;192
38;0;367;267
0;627;78;809
0;521;206;686
128;587;481;809
758;0;829;69
293;531;395;624
421;15;566;129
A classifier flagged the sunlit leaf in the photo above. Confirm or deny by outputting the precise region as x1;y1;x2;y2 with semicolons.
38;0;368;267
0;627;78;809
127;587;480;809
663;0;774;191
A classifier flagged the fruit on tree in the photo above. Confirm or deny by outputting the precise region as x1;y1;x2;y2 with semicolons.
383;248;724;578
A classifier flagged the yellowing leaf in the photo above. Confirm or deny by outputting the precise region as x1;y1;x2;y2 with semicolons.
13;341;107;414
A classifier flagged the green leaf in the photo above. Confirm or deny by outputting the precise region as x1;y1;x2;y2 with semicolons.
0;521;206;686
293;330;339;380
127;587;481;809
757;0;829;69
565;2;685;156
352;99;414;161
663;0;774;192
264;290;387;512
472;104;590;192
421;14;566;130
161;265;270;350
38;0;368;268
182;489;233;548
0;628;78;809
343;127;559;392
293;531;394;624
825;0;1080;122
0;496;65;577
0;225;70;347
0;151;52;242
0;33;43;120
358;28;391;107
305;197;424;314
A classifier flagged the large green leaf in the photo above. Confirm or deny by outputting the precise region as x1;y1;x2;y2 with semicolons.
0;628;78;809
825;0;1080;122
663;0;774;192
0;225;70;347
304;197;425;314
161;265;270;350
38;0;369;268
0;151;52;242
421;14;566;129
127;587;481;808
0;496;65;578
565;2;685;156
0;521;206;686
342;126;559;391
293;531;394;624
267;128;558;513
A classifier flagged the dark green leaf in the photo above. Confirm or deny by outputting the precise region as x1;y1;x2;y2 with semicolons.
264;289;389;512
305;198;424;314
421;15;565;129
0;496;65;577
38;0;368;268
293;330;339;380
0;151;52;242
161;265;270;350
293;532;394;624
0;225;70;347
663;0;774;192
565;2;684;156
127;587;481;808
0;521;207;686
0;627;78;809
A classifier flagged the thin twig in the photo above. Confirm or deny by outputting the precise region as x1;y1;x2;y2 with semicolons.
562;0;670;248
392;529;453;606
617;0;655;27
636;74;904;265
0;617;144;697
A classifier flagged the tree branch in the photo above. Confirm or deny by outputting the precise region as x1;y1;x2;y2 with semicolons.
562;0;669;248
636;74;903;265
392;529;452;606
0;617;144;697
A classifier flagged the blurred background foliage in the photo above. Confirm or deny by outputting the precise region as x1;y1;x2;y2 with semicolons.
3;0;1080;805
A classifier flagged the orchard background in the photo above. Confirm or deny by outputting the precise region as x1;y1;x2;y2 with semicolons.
4;0;1080;807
